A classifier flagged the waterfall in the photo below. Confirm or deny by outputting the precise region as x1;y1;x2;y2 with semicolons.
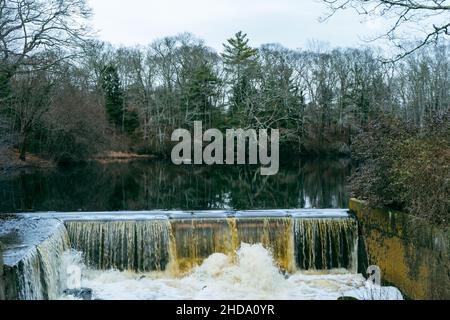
16;250;44;300
167;218;294;274
233;217;295;273
65;220;170;272
3;212;360;300
168;218;237;274
293;218;358;272
63;216;358;275
14;223;70;300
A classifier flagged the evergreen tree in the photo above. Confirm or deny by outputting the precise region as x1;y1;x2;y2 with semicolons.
221;31;258;72
221;32;259;118
124;110;139;135
185;61;218;127
101;64;124;129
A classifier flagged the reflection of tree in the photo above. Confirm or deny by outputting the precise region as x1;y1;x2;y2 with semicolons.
0;159;352;212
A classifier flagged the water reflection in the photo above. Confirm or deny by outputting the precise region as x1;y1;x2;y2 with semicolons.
0;158;351;212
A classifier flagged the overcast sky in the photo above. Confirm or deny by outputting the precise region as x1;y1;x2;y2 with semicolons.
87;0;385;52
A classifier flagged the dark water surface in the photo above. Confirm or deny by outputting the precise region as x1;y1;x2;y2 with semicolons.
0;158;351;213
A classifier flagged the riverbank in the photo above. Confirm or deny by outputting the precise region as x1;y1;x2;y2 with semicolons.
0;148;55;177
350;114;450;225
90;151;157;164
0;148;159;177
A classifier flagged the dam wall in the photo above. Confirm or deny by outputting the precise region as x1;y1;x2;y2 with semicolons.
1;209;358;299
350;199;450;300
65;216;358;274
0;217;70;300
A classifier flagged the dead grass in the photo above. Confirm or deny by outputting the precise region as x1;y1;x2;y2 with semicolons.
0;148;54;175
91;151;156;164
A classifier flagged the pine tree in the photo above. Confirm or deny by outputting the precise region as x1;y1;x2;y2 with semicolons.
100;64;125;130
185;61;218;127
221;31;258;118
221;31;258;72
124;110;139;134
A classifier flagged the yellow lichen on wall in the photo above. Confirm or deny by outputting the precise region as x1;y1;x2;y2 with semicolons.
350;199;450;300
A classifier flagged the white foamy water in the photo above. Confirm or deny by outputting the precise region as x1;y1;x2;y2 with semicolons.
60;244;402;300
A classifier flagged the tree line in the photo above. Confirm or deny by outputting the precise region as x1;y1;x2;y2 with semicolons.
1;0;449;165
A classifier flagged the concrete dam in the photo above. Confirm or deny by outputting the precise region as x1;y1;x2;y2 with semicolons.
1;209;363;300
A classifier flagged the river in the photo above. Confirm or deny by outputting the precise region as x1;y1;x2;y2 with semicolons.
0;158;352;213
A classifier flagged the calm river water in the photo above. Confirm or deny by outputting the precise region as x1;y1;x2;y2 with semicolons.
0;158;352;212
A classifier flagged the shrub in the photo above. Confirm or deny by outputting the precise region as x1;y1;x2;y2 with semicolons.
351;112;450;225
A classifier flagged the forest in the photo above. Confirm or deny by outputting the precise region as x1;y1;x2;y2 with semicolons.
0;0;449;223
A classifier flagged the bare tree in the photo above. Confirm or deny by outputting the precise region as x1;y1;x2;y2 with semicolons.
0;0;92;160
321;0;450;61
10;70;52;160
0;0;92;108
0;0;91;70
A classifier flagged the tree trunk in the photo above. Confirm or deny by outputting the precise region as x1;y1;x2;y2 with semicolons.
19;135;27;161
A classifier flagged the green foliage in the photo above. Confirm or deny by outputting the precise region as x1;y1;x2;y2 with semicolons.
184;61;218;126
100;64;125;128
222;32;259;118
124;110;140;135
221;31;258;70
351;113;450;225
100;64;139;135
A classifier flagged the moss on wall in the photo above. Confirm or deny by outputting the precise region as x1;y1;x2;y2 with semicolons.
350;199;450;300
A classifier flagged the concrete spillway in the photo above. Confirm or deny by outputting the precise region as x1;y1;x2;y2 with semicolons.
0;218;70;300
0;209;358;300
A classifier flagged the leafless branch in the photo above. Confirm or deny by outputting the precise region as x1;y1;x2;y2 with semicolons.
321;0;450;61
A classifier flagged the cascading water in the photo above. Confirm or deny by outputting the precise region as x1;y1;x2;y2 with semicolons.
16;249;43;300
3;211;391;300
169;218;237;274
62;243;402;300
167;217;296;273
293;218;358;272
233;218;295;273
62;216;358;275
14;223;70;300
65;220;170;272
36;224;71;299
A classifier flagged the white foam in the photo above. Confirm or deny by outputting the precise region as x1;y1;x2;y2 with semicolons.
60;244;402;300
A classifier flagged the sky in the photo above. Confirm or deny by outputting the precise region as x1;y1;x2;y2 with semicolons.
86;0;386;52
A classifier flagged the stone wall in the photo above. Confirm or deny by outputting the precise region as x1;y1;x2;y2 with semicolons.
350;199;450;300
